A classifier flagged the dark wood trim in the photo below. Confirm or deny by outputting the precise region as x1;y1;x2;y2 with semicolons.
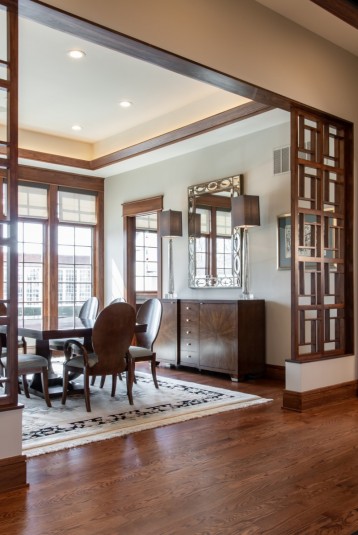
310;0;358;29
265;364;285;382
122;196;163;217
0;455;28;492
94;190;104;311
91;103;273;170
47;184;57;317
283;380;358;412
123;216;136;307
19;147;91;170
17;165;104;192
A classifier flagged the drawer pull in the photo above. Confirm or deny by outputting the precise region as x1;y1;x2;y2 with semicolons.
186;355;192;359
186;330;191;334
186;306;190;310
186;318;191;322
186;342;191;346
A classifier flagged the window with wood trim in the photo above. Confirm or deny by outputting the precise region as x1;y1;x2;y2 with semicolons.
123;196;163;307
290;106;353;361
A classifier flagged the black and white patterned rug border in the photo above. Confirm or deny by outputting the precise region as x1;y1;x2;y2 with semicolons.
22;373;272;456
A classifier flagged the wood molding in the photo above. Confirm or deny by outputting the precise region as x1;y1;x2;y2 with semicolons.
0;455;28;492
310;0;358;30
282;380;358;412
265;364;285;382
91;102;273;170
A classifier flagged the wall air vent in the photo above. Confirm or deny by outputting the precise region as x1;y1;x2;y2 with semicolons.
273;146;290;175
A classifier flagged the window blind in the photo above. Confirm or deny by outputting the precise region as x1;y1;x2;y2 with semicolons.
18;184;48;218
58;190;97;224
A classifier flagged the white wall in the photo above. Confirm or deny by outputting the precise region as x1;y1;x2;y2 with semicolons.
105;120;291;366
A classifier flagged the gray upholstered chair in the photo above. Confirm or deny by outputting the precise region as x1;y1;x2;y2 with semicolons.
61;302;136;412
0;336;51;408
49;296;99;354
127;298;163;388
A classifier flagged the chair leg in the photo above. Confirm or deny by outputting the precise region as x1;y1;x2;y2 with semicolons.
90;376;96;386
61;367;69;405
83;369;91;412
111;374;117;397
151;354;159;389
22;375;30;398
126;357;134;405
40;367;52;408
100;375;106;388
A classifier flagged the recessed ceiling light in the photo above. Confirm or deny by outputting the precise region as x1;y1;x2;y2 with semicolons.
71;124;82;131
67;50;86;59
119;100;133;108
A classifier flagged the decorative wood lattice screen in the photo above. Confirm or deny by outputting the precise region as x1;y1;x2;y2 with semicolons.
291;107;353;361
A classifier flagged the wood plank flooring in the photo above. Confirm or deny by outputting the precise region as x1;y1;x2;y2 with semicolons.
0;364;357;535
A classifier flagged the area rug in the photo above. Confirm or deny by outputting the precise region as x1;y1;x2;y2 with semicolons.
22;372;272;457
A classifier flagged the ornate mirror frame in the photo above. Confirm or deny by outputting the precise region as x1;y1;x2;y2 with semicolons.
188;174;243;288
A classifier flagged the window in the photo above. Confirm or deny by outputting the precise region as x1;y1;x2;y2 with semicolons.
135;213;158;295
58;225;93;316
57;189;97;316
122;196;163;306
18;221;44;319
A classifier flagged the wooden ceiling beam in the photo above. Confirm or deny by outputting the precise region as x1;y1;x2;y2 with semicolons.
310;0;358;30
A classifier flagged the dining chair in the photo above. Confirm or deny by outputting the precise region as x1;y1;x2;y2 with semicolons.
49;296;99;354
61;301;136;412
0;303;27;354
127;298;163;389
0;336;52;407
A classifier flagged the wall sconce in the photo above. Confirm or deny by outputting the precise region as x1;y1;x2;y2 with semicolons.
159;209;183;298
231;195;260;298
188;212;201;238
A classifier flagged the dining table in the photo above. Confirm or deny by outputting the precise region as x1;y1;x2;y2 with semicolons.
16;315;147;399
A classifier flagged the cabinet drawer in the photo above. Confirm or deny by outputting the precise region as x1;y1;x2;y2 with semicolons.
180;350;199;366
180;323;199;337
180;338;199;352
181;302;200;323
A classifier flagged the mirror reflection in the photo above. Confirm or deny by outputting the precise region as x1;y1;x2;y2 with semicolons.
188;174;243;288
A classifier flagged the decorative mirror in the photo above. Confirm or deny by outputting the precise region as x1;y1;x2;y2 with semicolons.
188;174;243;288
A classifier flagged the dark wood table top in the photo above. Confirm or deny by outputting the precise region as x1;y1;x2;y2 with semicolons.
17;316;146;340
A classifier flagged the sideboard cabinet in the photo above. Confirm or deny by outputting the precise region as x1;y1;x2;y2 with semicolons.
180;299;265;380
153;299;179;365
155;299;265;380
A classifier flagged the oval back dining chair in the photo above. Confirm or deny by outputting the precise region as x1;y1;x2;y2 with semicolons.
127;298;163;388
0;335;52;407
61;302;136;412
49;296;99;354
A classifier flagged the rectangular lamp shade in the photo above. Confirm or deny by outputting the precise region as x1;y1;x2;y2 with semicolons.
231;195;260;229
159;209;183;238
188;212;201;238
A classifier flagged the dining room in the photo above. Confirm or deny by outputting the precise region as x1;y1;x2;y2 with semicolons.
0;0;356;506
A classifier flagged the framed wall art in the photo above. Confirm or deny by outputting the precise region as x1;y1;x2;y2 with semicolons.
277;213;291;269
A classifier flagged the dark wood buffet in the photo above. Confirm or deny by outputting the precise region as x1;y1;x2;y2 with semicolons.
154;299;265;380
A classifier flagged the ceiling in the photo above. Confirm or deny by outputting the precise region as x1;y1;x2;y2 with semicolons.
1;1;357;178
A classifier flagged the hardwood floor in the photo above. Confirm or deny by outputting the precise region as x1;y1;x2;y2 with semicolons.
0;364;357;535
